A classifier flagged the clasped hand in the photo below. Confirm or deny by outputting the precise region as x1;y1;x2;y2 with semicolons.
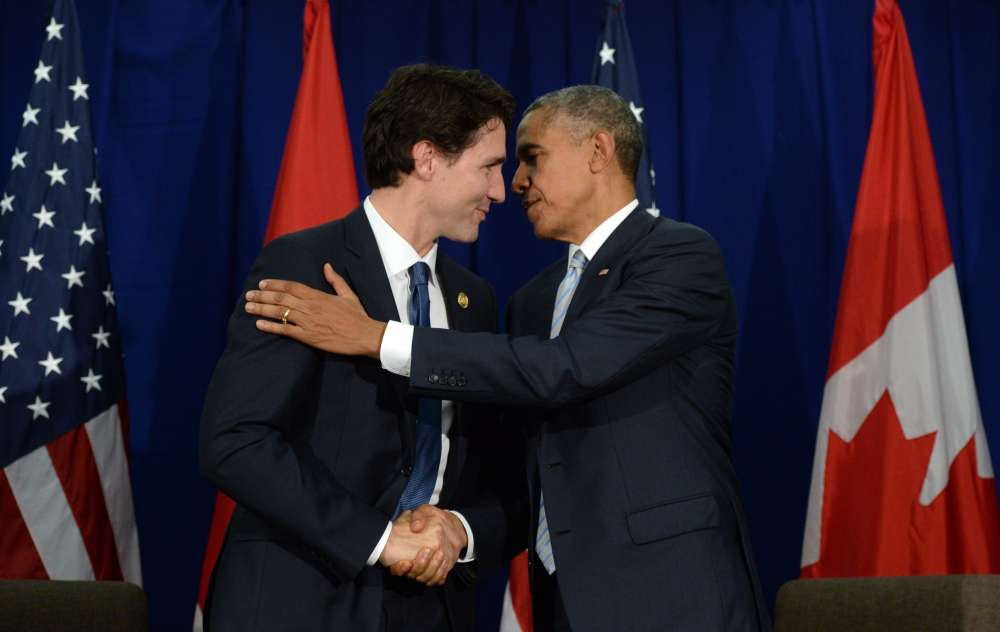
378;505;468;586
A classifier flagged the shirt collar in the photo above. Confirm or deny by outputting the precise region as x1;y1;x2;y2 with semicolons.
568;198;639;268
364;195;439;282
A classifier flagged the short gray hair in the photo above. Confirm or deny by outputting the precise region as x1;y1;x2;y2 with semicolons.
523;85;643;183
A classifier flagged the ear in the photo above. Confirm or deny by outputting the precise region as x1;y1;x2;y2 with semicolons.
411;140;436;181
589;130;616;174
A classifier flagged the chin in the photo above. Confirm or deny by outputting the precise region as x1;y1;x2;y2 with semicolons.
449;226;479;244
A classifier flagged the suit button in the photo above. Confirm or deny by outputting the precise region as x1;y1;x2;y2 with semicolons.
457;377;467;387
428;374;439;384
448;376;457;386
401;465;413;476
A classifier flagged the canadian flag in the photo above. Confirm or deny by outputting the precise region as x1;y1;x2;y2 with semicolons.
801;0;1000;576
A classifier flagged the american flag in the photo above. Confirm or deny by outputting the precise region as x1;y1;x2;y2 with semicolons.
0;0;141;584
591;0;658;217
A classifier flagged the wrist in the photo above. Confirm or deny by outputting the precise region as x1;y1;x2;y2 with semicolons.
446;511;468;550
367;320;387;359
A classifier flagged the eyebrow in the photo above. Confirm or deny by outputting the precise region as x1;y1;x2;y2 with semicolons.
516;142;541;159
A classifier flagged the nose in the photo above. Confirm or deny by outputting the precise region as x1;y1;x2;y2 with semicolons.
488;165;506;204
512;163;528;196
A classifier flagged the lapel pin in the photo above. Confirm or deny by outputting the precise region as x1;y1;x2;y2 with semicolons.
597;268;610;276
456;292;470;309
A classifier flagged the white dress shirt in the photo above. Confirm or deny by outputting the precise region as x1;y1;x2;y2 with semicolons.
362;196;475;566
380;198;640;374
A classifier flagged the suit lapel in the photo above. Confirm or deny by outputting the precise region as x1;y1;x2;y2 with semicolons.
521;261;565;337
339;209;416;469
340;209;401;324
436;257;476;335
563;208;654;326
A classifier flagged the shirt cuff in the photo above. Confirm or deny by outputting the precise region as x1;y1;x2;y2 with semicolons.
366;522;393;566
447;510;476;563
380;320;414;377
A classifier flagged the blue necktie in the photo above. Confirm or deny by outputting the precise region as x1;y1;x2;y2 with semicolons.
394;262;443;515
536;249;588;574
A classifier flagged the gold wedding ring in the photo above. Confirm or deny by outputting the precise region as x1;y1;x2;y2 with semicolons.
281;308;290;325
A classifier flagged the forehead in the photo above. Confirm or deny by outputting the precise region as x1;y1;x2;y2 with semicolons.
463;118;506;157
516;108;572;148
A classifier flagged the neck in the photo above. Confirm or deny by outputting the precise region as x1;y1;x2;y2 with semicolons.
369;187;437;256
569;186;636;245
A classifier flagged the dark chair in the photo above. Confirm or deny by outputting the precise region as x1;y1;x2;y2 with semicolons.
775;575;1000;632
0;579;147;632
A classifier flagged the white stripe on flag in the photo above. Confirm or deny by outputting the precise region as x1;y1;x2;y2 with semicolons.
85;404;143;585
499;580;525;632
5;442;95;579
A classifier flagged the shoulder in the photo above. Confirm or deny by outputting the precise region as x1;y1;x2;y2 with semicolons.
248;211;361;288
263;214;351;257
648;217;719;251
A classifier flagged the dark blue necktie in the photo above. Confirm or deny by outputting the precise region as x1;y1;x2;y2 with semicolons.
394;262;443;515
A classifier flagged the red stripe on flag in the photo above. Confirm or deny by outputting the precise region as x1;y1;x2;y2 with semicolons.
47;425;123;580
825;0;952;377
0;471;48;579
197;493;235;609
509;551;533;631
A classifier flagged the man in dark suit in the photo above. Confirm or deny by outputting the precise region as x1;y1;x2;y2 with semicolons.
200;64;521;631
246;85;770;631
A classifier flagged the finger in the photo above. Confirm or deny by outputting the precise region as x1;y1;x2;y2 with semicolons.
390;560;412;576
409;504;438;532
255;319;304;341
414;550;445;584
405;548;433;579
430;555;454;586
257;278;317;299
324;264;359;301
245;289;305;312
245;301;300;325
432;562;451;586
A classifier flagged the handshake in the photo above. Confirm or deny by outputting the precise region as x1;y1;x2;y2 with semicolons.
377;504;468;586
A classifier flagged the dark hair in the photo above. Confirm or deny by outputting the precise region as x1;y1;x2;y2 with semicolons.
362;64;516;188
524;85;643;183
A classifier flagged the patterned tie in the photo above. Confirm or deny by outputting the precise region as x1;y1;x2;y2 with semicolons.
536;249;588;574
394;262;443;515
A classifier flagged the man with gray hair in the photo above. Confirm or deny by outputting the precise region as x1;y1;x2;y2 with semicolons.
245;85;771;631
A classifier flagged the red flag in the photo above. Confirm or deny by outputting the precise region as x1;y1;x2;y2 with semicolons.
193;0;358;628
801;0;1000;577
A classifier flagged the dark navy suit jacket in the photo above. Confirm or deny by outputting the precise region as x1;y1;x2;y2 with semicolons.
410;209;772;631
200;208;515;631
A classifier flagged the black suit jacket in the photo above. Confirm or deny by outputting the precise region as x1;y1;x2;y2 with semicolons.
200;208;514;631
409;209;771;631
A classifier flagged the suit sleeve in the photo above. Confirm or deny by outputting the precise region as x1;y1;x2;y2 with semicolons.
410;225;734;407
199;236;387;582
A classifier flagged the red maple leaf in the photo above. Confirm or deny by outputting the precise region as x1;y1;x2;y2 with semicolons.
802;391;1000;577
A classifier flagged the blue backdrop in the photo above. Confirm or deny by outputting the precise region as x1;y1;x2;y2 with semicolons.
2;1;999;629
